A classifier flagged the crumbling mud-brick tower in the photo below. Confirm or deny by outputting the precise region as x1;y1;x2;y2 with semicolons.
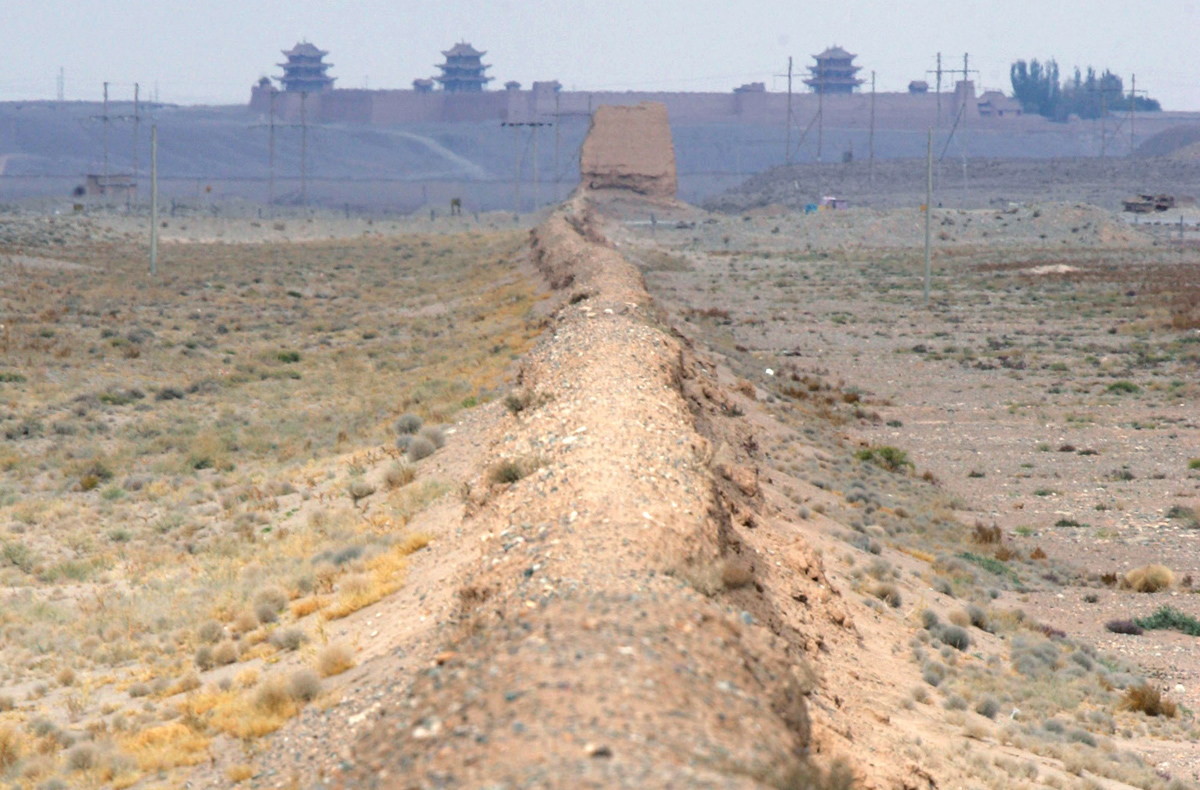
579;102;677;199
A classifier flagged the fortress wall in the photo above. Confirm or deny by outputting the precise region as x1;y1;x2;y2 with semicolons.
319;90;373;124
369;91;444;124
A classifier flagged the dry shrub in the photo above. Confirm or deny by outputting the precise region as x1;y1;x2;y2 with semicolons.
231;609;259;634
194;645;214;671
317;643;355;677
417;425;445;449
0;725;23;770
407;436;436;462
57;667;76;687
871;582;902;608
384;463;415;490
227;764;254;783
187;683;295;741
971;521;1002;544
1119;684;1177;718
254;677;295;717
270;627;305;652
993;544;1022;562
213;641;238;666
173;672;202;694
322;537;427;619
197;620;223;644
66;743;97;771
1030;546;1047;560
1122;564;1174;593
1100;572;1119;587
289;597;322;619
346;479;376;505
287;669;322;703
947;608;971;628
720;557;754;589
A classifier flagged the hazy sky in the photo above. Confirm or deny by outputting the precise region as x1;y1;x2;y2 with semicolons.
4;0;1199;109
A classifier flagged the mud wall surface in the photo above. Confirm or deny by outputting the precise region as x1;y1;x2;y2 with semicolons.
579;102;678;198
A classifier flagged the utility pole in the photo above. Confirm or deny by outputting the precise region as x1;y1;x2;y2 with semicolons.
1100;87;1107;160
102;82;109;180
962;54;969;210
817;61;825;161
869;71;876;186
924;128;932;307
132;83;140;202
150;124;158;276
268;91;276;206
553;89;560;204
532;118;540;212
1129;74;1136;155
786;56;793;165
513;121;521;217
927;53;944;128
57;68;64;102
300;91;308;207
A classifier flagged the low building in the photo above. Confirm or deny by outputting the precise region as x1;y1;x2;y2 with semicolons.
978;90;1024;118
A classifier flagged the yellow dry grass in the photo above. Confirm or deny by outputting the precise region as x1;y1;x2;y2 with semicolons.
120;722;211;772
323;533;432;620
1122;564;1174;593
0;227;545;781
290;596;324;618
227;764;255;783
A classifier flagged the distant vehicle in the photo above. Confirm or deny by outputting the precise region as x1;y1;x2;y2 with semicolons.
1123;194;1176;213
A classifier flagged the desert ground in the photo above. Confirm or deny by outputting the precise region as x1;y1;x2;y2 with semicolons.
1;166;1199;790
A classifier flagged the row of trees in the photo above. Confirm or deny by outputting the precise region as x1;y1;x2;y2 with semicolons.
1010;59;1160;121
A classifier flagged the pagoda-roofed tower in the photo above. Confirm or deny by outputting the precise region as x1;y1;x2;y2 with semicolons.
804;46;864;94
435;42;492;93
278;42;335;93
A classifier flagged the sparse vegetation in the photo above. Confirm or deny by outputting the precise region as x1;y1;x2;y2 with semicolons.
1135;606;1200;637
1119;684;1177;718
317;643;356;677
1105;619;1145;636
0;227;542;785
1122;564;1174;593
854;446;913;472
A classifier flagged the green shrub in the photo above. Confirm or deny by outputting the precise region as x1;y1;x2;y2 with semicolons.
854;446;913;472
1136;606;1200;636
1105;381;1140;394
277;350;301;363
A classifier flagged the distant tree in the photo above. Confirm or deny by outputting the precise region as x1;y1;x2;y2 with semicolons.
1010;59;1160;121
1010;59;1060;117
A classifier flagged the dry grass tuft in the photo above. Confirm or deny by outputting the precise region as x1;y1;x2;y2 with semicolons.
287;669;322;703
384;463;416;490
1122;564;1174;593
720;557;754;589
972;522;1003;544
121;722;211;772
227;764;255;783
317;643;356;677
0;725;23;770
322;535;429;619
289;596;323;619
1119;684;1177;718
